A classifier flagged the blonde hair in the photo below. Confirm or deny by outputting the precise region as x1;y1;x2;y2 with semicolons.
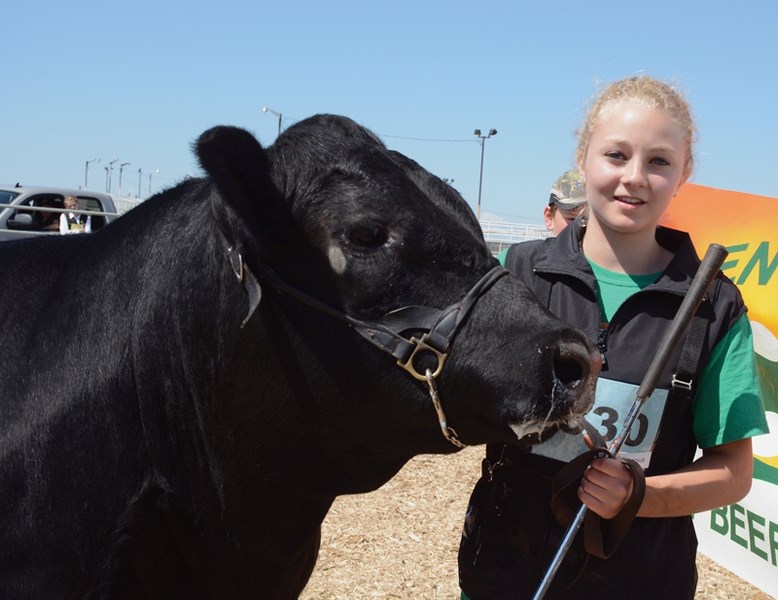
575;76;696;183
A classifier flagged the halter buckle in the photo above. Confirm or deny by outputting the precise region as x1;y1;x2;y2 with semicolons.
397;333;448;381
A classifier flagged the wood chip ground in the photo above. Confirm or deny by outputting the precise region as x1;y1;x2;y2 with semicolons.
300;446;772;599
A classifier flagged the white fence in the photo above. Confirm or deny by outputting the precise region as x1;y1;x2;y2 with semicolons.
111;195;144;215
479;220;550;255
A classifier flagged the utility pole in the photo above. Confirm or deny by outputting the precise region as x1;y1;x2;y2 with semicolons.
473;128;497;221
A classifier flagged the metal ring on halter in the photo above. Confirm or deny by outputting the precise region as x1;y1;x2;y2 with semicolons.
397;334;448;381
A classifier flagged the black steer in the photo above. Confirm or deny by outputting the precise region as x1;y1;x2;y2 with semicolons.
0;115;599;599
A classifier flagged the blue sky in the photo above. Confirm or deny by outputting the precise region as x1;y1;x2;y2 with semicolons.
4;0;777;224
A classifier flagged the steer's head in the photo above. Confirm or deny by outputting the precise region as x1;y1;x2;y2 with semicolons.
196;115;599;469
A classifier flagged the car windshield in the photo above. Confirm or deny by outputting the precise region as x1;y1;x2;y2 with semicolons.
0;190;20;205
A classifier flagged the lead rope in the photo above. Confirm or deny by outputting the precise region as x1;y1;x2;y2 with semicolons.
425;368;466;448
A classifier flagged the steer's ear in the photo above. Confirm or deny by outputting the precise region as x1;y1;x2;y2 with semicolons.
196;126;284;251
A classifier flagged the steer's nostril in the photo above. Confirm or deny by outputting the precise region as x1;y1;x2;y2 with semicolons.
552;342;589;389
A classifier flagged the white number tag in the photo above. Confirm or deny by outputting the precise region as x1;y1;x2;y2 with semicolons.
532;377;668;469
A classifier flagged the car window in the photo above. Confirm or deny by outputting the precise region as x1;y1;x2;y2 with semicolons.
77;196;107;230
0;190;20;205
28;194;64;231
78;197;102;212
6;195;59;231
30;194;64;207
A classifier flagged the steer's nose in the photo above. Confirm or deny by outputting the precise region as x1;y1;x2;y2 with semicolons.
552;339;601;413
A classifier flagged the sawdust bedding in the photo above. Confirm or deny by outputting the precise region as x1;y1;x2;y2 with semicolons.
300;446;771;599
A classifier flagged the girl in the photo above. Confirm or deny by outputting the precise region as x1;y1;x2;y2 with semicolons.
458;76;768;600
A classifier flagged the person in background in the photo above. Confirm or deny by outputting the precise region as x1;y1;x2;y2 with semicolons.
544;169;588;235
543;169;586;235
60;195;91;234
458;75;768;600
34;197;60;231
496;170;587;265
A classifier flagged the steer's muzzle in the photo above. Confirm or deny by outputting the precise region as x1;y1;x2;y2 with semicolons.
508;336;601;444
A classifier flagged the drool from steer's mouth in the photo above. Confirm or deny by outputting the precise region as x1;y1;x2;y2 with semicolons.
509;414;585;444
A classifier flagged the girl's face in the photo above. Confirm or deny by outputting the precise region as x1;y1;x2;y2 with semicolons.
580;100;688;235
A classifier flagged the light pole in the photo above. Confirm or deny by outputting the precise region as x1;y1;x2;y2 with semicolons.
261;106;283;136
473;128;497;221
105;159;119;193
118;162;131;196
148;169;160;196
85;158;99;189
137;168;143;199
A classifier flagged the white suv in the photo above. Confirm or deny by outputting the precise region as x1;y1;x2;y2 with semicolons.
0;185;120;242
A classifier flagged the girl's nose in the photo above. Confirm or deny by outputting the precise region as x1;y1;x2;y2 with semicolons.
621;160;647;187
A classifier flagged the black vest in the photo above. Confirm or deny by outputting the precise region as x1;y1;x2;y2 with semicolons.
67;214;86;230
459;222;745;600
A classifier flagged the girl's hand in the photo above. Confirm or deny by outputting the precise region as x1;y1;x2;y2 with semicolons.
578;457;634;519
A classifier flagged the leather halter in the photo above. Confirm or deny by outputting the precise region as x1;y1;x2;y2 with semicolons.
227;245;508;447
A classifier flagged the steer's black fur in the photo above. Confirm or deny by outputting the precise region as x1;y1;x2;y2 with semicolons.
0;115;596;599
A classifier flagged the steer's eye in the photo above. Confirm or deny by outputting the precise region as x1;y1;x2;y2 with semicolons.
347;223;388;248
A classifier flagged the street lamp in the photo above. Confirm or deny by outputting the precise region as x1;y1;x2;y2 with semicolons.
473;128;497;221
118;162;131;196
137;168;143;199
148;169;160;196
105;159;119;194
261;106;283;136
84;158;100;189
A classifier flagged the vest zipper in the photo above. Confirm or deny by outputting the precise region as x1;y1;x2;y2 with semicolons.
597;322;608;368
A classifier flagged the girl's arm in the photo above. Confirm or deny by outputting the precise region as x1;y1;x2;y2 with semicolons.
579;438;753;519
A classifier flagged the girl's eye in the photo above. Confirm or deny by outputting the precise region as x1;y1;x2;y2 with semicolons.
605;151;626;160
347;224;388;248
650;157;670;166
